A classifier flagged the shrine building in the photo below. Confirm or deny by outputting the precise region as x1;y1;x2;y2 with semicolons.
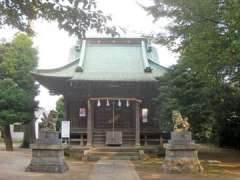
33;38;167;147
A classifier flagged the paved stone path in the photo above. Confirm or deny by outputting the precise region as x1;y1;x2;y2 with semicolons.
89;160;140;180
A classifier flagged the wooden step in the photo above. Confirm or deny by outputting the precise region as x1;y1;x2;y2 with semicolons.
86;147;142;161
90;147;141;152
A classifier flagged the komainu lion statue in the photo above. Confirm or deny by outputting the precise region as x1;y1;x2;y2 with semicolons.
39;110;58;131
172;110;190;132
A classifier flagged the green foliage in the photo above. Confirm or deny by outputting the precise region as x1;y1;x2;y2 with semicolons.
154;63;216;142
0;34;38;89
55;97;64;131
147;0;240;87
0;0;118;38
215;86;240;148
147;0;240;147
0;78;32;125
0;33;38;125
56;97;64;117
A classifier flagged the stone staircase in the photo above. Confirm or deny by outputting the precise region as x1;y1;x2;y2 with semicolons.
84;147;144;161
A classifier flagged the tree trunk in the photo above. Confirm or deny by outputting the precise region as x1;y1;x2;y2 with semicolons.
21;120;35;148
2;124;13;151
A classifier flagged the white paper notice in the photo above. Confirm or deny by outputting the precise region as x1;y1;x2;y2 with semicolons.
61;121;70;138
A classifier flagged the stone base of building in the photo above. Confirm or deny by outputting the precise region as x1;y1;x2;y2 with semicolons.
26;130;69;173
162;131;203;173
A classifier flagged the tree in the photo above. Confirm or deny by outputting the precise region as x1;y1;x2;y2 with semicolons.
55;97;64;131
0;0;118;37
0;33;38;148
146;0;240;147
56;97;64;116
154;63;216;142
146;0;240;87
0;78;32;150
214;85;240;148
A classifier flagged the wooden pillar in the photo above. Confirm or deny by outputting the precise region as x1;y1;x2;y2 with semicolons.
80;134;84;146
87;99;92;146
144;135;148;146
160;135;164;148
135;102;140;146
63;97;69;144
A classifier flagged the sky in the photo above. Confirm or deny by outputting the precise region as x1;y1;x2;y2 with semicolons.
0;0;178;111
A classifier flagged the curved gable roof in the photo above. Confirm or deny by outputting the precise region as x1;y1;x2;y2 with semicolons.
33;38;167;82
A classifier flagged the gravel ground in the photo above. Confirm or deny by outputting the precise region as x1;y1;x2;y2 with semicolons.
134;144;240;180
0;148;94;180
0;144;240;180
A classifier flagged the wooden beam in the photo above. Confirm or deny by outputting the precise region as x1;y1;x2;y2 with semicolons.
89;97;142;103
135;102;140;146
80;134;84;146
86;99;92;146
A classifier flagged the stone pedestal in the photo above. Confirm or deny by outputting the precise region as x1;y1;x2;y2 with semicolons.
162;131;203;173
26;130;68;173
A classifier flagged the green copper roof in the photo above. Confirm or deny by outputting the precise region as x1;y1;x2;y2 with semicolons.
33;38;167;82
